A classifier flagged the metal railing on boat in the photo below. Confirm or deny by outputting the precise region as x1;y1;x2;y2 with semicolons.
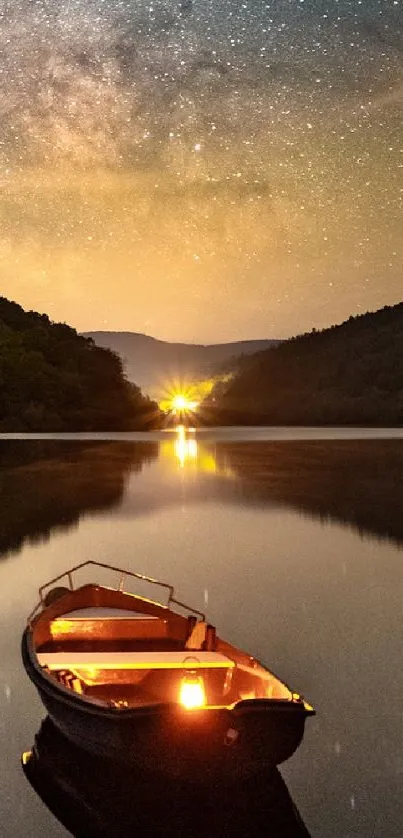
27;560;206;625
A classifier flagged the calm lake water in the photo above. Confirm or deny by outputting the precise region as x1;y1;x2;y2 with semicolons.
1;428;402;837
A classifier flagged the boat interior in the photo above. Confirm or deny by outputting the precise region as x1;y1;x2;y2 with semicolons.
29;566;299;712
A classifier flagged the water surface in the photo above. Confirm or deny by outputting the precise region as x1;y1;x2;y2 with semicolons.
1;429;402;837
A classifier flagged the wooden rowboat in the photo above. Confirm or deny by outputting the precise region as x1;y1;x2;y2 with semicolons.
22;561;314;781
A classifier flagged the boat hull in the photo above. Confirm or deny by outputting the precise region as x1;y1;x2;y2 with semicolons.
23;717;312;836
22;629;308;781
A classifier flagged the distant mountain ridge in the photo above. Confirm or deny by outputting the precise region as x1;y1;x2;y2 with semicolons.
82;331;278;396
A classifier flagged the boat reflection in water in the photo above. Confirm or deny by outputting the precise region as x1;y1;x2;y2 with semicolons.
22;717;311;838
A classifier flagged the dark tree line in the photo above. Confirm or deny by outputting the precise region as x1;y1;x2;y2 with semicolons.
206;303;403;426
214;440;403;546
0;297;161;431
0;441;158;558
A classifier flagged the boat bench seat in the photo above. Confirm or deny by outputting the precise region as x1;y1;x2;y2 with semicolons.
49;616;172;644
37;650;235;671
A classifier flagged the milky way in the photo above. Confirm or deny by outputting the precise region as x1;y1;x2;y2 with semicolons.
0;0;402;340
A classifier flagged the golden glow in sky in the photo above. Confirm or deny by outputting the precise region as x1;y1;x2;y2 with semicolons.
1;2;402;341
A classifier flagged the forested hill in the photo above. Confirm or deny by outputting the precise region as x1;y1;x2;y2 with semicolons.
209;303;403;426
0;298;160;431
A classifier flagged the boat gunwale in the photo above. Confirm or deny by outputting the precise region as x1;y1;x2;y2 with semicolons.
27;560;206;626
22;625;314;720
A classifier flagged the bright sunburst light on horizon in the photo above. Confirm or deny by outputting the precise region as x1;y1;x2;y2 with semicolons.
159;383;200;416
158;377;220;417
171;393;199;412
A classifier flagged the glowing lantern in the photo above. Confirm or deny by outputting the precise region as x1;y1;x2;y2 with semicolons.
179;672;206;709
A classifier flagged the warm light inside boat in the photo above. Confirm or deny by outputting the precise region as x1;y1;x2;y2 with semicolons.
179;672;206;709
70;666;100;686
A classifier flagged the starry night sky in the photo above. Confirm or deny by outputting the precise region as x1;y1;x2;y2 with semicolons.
0;0;402;341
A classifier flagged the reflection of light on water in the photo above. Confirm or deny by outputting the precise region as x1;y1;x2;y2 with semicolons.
160;427;235;477
175;425;198;468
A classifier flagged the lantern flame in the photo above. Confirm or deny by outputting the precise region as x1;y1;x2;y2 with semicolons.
179;672;206;709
